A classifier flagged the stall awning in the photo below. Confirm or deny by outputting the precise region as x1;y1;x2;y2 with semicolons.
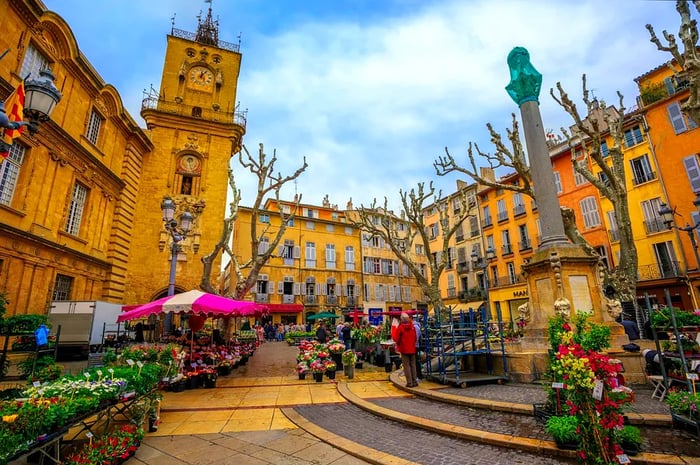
261;303;303;313
449;302;484;315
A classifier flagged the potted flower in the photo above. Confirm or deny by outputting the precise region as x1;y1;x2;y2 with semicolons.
342;350;356;378
202;368;218;388
310;360;325;382
323;359;337;379
354;351;364;369
545;415;579;449
666;389;700;436
616;425;642;456
217;359;232;376
297;362;309;380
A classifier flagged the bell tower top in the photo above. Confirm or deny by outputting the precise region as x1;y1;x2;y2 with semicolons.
195;0;219;47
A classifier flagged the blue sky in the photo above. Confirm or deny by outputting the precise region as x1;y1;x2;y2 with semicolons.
43;0;683;211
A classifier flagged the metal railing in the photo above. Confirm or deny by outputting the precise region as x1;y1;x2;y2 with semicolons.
638;261;684;280
458;288;486;302
644;217;667;234
141;96;247;128
518;240;532;251
304;295;318;305
502;244;513;255
171;28;241;53
631;171;657;186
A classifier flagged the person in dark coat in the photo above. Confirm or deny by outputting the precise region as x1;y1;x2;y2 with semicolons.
316;321;328;343
341;322;352;350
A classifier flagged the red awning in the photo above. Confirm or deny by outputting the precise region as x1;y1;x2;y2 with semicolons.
262;303;303;313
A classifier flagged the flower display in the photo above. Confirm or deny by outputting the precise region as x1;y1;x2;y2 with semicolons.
63;423;144;465
666;389;700;420
310;360;326;374
323;359;337;372
296;362;309;374
327;340;345;354
341;350;357;365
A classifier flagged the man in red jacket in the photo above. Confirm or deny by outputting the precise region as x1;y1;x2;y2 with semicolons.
393;312;418;387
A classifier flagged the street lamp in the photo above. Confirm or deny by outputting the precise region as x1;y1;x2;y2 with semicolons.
0;68;62;152
471;246;496;318
658;192;700;272
161;197;193;296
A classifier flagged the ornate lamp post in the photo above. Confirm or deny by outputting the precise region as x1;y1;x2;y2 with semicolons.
0;68;62;152
658;193;700;308
161;197;193;332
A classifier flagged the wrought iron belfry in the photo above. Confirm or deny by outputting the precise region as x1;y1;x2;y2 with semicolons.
195;1;219;46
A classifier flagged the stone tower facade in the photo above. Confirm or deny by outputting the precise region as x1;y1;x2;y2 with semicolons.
126;7;246;305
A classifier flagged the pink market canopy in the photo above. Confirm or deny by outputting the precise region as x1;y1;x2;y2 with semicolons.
117;289;262;323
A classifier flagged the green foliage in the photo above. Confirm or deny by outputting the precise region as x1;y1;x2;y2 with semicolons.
0;314;49;335
651;306;700;328
616;425;642;448
17;355;62;380
666;389;700;420
547;315;567;355
545;415;579;444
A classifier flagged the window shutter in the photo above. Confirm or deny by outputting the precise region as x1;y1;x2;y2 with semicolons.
278;245;284;256
683;155;700;193
293;246;301;258
294;282;300;295
278;282;284;294
268;281;274;294
316;283;321;295
668;102;687;134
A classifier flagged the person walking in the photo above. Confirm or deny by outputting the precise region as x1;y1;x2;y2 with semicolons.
393;312;417;387
411;314;422;382
316;321;328;343
341;322;352;350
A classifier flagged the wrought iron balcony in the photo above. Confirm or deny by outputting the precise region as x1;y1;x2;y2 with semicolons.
141;96;247;128
304;295;318;305
325;295;338;305
457;262;470;273
482;217;493;228
644;217;667;234
255;293;269;303
631;171;657;186
346;296;358;306
282;294;295;304
638;261;684;280
458;288;486;302
502;244;513;255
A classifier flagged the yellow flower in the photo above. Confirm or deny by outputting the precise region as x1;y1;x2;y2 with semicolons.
3;414;18;423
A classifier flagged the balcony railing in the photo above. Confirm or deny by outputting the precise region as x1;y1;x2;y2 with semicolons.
447;288;457;298
502;244;513;255
282;294;295;304
491;274;525;288
497;211;509;222
644;217;667;234
304;295;318;305
325;295;338;305
346;296;358;307
514;204;526;216
518;239;532;251
141;96;247;128
638;261;684;280
255;294;269;303
631;171;657;186
457;262;470;273
456;234;464;243
482;218;493;228
171;27;241;52
458;288;486;302
470;229;480;237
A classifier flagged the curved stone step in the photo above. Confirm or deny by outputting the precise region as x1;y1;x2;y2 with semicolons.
338;381;697;465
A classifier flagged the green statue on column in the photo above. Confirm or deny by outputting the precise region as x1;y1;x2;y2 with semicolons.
506;47;542;105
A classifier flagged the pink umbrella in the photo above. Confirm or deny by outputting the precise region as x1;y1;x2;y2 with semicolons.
117;289;262;323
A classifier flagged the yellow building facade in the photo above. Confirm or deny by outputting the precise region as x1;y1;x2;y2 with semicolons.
127;8;246;305
0;0;152;315
635;62;700;309
0;1;244;316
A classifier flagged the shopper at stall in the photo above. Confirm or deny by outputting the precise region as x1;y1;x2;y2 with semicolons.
316;321;328;343
410;314;422;382
341;322;352;350
394;312;418;387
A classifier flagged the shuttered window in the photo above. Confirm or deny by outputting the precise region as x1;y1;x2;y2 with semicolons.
580;196;601;229
668;102;687;134
683;155;700;193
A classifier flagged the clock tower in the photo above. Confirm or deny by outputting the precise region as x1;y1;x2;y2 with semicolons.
126;4;246;306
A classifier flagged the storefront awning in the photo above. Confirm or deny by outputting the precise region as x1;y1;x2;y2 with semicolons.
449;302;484;315
261;303;303;313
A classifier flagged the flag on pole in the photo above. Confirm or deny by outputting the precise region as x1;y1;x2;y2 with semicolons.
1;82;26;159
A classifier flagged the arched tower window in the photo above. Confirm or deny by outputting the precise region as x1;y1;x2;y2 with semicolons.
175;155;202;196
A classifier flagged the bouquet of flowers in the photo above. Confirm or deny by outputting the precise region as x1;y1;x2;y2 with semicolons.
341;350;357;365
310;360;326;374
297;362;310;374
327;339;345;354
323;359;337;372
63;424;144;465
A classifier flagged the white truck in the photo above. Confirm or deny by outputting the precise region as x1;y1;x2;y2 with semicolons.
47;301;123;359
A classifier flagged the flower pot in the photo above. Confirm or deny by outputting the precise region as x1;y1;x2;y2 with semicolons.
313;372;324;382
217;365;231;376
203;376;217;388
671;410;700;436
554;438;579;450
621;442;640;456
298;372;307;380
344;365;354;379
332;353;343;370
326;370;336;379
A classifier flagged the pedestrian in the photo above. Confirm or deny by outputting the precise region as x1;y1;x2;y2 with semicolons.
341;322;352;350
276;323;284;342
255;324;264;344
393;312;417;387
336;321;344;340
316;321;328;343
411;314;422;382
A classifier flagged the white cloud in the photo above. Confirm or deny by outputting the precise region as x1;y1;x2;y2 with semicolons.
44;0;686;211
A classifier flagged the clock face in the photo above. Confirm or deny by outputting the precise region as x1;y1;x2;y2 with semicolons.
189;66;213;90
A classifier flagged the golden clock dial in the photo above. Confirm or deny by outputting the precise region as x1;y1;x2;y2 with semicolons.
188;66;214;89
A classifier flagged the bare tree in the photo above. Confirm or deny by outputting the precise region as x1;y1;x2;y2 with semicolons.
347;181;474;321
434;78;638;302
647;1;700;124
200;143;307;299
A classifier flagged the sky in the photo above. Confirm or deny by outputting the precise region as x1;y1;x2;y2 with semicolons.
42;0;685;212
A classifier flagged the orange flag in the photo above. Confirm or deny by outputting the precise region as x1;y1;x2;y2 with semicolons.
1;82;26;159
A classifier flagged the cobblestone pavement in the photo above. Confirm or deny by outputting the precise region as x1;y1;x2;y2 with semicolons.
369;396;700;457
294;403;574;465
